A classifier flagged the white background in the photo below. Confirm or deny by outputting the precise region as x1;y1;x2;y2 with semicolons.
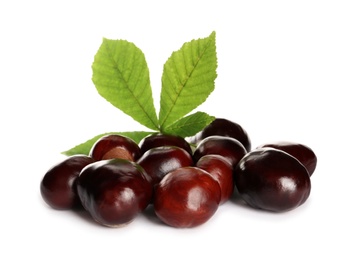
1;0;358;259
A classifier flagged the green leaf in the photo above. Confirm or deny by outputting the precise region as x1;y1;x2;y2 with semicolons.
162;111;215;138
159;31;217;129
92;38;159;130
62;131;155;156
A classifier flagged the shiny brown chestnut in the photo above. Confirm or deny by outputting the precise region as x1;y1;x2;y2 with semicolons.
136;146;193;186
257;141;317;176
40;155;95;210
196;154;234;204
139;133;193;155
193;136;247;167
90;134;141;161
76;159;152;227
234;148;311;212
154;167;221;228
188;118;251;151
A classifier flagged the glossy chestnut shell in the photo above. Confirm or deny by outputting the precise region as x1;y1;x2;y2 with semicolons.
257;141;317;176
136;146;193;186
154;167;221;228
90;134;141;161
193;136;247;167
234;148;311;212
189;118;251;151
76;159;152;227
196;154;234;204
40;155;95;210
139;133;193;155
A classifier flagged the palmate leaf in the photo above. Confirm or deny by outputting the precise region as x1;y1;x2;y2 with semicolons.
62;33;219;157
159;31;217;130
62;131;155;156
92;38;159;130
162;112;215;138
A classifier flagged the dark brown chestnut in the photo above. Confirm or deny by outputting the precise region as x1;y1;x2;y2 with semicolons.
90;134;141;161
154;167;221;228
193;136;247;167
234;148;311;212
139;133;193;155
40;155;95;210
136;146;193;186
257;141;317;176
196;154;234;204
76;159;152;227
188;118;251;151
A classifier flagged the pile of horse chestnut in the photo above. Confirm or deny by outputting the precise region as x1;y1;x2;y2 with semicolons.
40;118;317;228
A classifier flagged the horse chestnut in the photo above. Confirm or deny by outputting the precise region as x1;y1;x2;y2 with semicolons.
136;146;193;186
40;155;95;210
196;154;234;204
154;167;221;228
76;159;152;227
90;134;141;161
188;118;251;151
234;148;311;212
193;136;247;167
257;141;317;176
139;133;193;155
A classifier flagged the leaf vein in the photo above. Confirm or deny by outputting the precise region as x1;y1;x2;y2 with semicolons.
161;35;215;127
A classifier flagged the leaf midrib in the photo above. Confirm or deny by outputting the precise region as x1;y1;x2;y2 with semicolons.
104;40;159;130
161;38;213;129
